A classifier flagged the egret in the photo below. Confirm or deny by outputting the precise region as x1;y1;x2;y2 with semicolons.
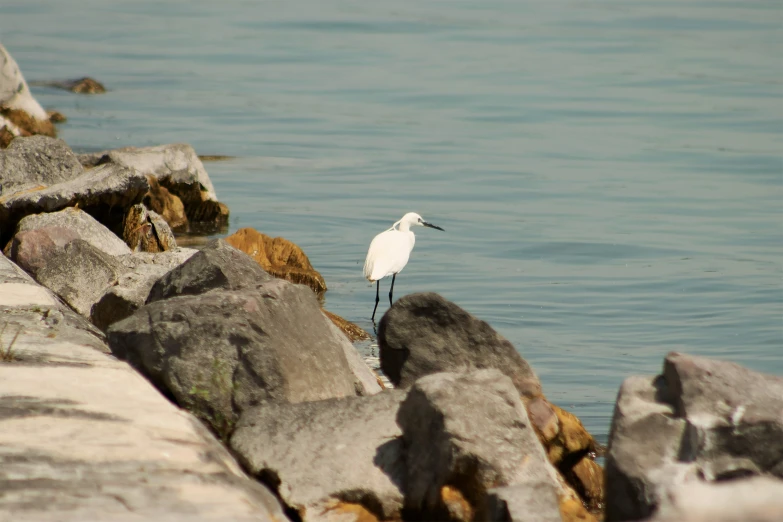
364;212;444;323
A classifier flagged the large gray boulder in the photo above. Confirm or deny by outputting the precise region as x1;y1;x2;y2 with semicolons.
231;391;407;522
605;352;783;521
378;293;542;398
146;238;272;302
108;280;361;439
15;207;131;256
397;370;563;520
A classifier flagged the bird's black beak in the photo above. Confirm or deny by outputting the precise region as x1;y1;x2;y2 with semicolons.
422;221;445;231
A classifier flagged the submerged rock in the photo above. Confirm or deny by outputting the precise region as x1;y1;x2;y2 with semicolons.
231;391;407;522
378;292;542;398
224;227;327;295
36;76;107;94
605;352;783;521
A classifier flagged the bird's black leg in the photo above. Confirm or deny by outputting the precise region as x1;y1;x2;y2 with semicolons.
371;280;380;323
389;273;396;306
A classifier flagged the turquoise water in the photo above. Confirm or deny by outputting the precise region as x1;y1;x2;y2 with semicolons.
3;0;781;443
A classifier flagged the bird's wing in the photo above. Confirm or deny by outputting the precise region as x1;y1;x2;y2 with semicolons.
364;230;413;281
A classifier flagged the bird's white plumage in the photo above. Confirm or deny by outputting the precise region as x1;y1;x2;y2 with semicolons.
364;212;443;322
364;226;415;281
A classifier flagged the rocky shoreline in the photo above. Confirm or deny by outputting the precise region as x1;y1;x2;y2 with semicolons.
2;43;782;522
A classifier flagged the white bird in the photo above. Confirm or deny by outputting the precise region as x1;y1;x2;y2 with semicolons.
364;212;444;323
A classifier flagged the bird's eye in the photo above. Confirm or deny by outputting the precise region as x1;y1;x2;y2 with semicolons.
418;218;422;223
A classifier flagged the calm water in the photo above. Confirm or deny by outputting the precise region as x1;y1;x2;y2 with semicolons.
3;0;782;443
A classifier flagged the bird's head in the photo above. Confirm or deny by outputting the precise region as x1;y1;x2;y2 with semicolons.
401;212;445;231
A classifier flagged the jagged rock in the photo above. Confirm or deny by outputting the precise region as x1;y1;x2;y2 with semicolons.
108;280;362;439
14;207;131;257
649;476;783;522
225;227;327;295
397;370;565;521
1;160;148;241
0;43;54;138
143;174;188;230
605;352;783;521
77;143;227;225
90;248;197;331
122;203;176;252
231;390;407;522
378;292;542;398
146;238;272;303
3;226;80;276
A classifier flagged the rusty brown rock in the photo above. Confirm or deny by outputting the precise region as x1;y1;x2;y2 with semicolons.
187;199;230;225
569;457;604;513
559;496;599;522
526;398;604;517
225;227;326;295
143;175;188;231
440;486;473;522
323;309;371;342
0;108;56;137
319;501;381;522
63;77;106;94
0;125;13;148
547;403;597;464
46;110;67;123
123;204;176;253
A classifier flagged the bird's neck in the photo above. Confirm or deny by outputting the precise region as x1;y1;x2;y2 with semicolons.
397;221;411;233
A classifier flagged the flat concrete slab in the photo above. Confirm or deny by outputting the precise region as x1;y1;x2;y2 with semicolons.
0;254;287;522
